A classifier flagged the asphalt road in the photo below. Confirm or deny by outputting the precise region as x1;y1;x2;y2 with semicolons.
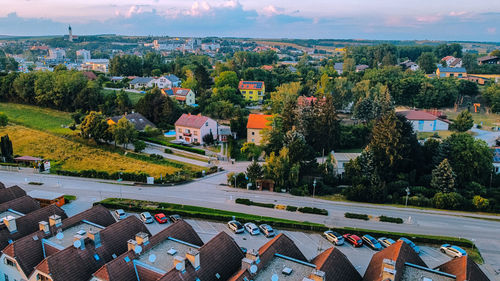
1;170;499;279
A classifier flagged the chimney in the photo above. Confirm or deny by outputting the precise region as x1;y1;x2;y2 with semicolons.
73;234;85;250
49;215;62;227
186;248;200;270
3;216;17;233
88;229;101;248
174;255;186;272
381;259;396;281
246;249;260;263
127;239;138;251
135;232;149;245
39;221;49;234
308;269;325;281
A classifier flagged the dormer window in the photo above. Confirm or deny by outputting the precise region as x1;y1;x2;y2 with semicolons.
205;122;208;127
4;257;15;267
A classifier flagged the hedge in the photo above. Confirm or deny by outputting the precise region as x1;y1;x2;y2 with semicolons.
286;205;298;212
235;198;275;209
141;137;206;155
54;169;149;182
345;212;369;220
297;207;328;216
95;198;482;263
379;215;404;224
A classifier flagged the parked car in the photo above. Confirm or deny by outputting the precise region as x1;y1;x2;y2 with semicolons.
259;224;275;237
114;209;127;220
324;230;344;245
362;235;383;251
244;223;260;235
140;212;154;224
227;220;244;234
440;244;467;258
378;237;396;248
169;214;182;222
343;234;363;247
398;237;420;254
154;213;168;224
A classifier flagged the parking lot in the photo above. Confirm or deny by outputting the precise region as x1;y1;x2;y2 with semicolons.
115;210;452;276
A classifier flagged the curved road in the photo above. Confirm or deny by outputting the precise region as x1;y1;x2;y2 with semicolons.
1;170;499;278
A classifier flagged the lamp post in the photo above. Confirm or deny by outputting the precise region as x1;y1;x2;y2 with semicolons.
313;179;317;198
405;187;410;207
233;175;237;188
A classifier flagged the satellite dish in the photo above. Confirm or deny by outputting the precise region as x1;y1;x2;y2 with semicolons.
271;274;279;281
73;240;81;248
175;262;183;271
250;265;257;274
134;245;142;254
56;233;64;240
148;254;157;263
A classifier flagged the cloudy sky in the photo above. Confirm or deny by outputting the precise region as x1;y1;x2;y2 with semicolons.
1;0;499;41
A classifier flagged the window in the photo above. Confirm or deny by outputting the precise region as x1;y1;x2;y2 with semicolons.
178;128;182;133
251;139;255;142
37;274;51;281
4;258;15;267
251;132;255;136
249;91;253;94
186;129;191;134
194;131;198;136
205;122;209;127
4;274;9;281
194;138;198;142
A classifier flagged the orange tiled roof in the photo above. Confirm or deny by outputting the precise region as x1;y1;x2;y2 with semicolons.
247;114;272;129
238;81;264;90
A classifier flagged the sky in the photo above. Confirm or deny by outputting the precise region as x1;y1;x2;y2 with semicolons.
0;0;499;41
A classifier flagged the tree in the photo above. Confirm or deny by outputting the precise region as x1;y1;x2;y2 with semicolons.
432;192;463;210
240;142;262;160
451;110;474;132
80;111;109;143
263;147;299;191
430;159;456;193
417;52;437;74
268;82;301;114
115;90;133;114
214;71;239;88
343;57;356;74
246;160;263;187
202;132;215;145
472;195;489;211
0;112;7;126
133;140;146;153
0;134;13;162
490;49;500;57
182;70;198;90
112;117;137;149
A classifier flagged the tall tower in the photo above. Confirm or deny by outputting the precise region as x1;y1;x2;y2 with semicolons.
68;25;73;42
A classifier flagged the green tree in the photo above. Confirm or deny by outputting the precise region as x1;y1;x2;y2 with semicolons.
263;147;299;191
432;192;463;210
13;72;36;103
246;160;263;187
133;140;146;153
430;159;455;193
214;71;239;88
0;113;8;126
472;195;489;211
417;52;437;74
80;111;109;143
115;90;133;114
343;57;356;74
240;142;263;160
0;134;14;162
112;117;137;149
268;82;301;114
490;49;500;57
202;132;215;145
182;70;198;90
451;110;474;132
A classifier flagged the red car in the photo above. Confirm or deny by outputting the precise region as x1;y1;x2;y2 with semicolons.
343;234;363;247
154;213;168;224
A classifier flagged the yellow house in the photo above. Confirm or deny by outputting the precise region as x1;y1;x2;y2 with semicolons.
247;114;272;145
239;81;265;102
436;67;467;78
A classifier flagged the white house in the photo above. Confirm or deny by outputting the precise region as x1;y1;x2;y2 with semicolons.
397;110;450;132
331;152;361;176
129;77;154;89
161;88;196;106
493;147;500;174
174;113;218;144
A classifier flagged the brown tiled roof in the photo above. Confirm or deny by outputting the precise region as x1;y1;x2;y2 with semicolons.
0;185;27;204
363;241;426;281
0;204;67;250
93;220;204;281
258;233;307;269
175;113;210;128
157;232;244;281
228;268;252;281
435;256;490;281
1;205;115;278
34;216;150;281
312;247;362;281
0;195;40;214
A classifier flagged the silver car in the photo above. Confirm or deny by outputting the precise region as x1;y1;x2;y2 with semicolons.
324;230;344;245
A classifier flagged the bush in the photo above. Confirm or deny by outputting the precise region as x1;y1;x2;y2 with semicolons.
54;169;149;182
432;192;464;210
235;198;252;205
164;148;173;154
345;212;369;220
379;215;404;224
286;205;298;212
141;137;206;155
297;207;328;216
407;195;431;207
0;113;8;127
133;140;146;152
235;198;274;208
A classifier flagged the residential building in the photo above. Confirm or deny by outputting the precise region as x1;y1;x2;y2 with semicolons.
82;59;109;73
218;124;233;142
332;152;361;176
28;216;150;281
441;56;462;68
164;74;181;87
435;256;490;281
239;81;266;102
247;114;272;145
356;64;369;72
201;43;220;51
477;55;499;65
0;196;40;216
297;96;326;107
436;67;467;78
334;62;344;75
48;48;66;61
76;49;91;61
27;190;65;207
0;185;27;204
397;110;450;132
162;88;196;106
400;60;419;71
174;113;218;144
0;205;115;281
107;112;156;131
129;77;154;89
493;147;500;174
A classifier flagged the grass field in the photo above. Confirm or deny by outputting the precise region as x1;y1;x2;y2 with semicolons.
417;130;454;140
445;110;500;131
102;89;144;105
0;103;73;135
0;125;182;177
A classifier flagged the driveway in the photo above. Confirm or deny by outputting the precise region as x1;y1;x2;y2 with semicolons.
471;127;500;146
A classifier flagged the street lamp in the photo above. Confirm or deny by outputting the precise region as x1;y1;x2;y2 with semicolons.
405;187;410;207
312;179;317;198
233;175;237;188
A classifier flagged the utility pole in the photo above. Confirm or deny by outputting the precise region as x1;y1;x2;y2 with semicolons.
313;179;317;198
405;187;410;207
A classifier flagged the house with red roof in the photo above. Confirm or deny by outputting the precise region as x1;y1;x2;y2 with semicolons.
174;114;218;144
397;110;450;132
238;81;265;102
247;114;272;145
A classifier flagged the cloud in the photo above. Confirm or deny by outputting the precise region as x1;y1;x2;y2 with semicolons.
487;27;496;34
415;14;443;24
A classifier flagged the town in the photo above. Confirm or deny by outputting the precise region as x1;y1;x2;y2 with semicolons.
1;2;500;281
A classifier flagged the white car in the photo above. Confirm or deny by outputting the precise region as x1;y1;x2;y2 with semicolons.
440;244;467;258
323;230;344;245
115;209;127;220
227;220;244;234
140;212;154;224
244;223;260;235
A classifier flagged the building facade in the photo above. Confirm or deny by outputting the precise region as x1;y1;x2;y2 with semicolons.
397;110;450;132
246;114;272;145
239;81;265;102
174;114;218;144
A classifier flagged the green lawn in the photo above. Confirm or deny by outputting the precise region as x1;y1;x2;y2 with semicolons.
417;130;454;140
445;110;500;131
0;103;73;135
102;89;145;105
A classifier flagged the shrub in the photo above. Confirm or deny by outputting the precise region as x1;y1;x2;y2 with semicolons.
235;198;274;208
235;198;251;205
54;169;149;182
297;207;328;216
407;195;431;207
345;212;369;220
164;148;173;154
286;205;298;212
133;140;146;152
432;192;464;210
379;215;404;224
0;113;8;127
141;137;206;155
